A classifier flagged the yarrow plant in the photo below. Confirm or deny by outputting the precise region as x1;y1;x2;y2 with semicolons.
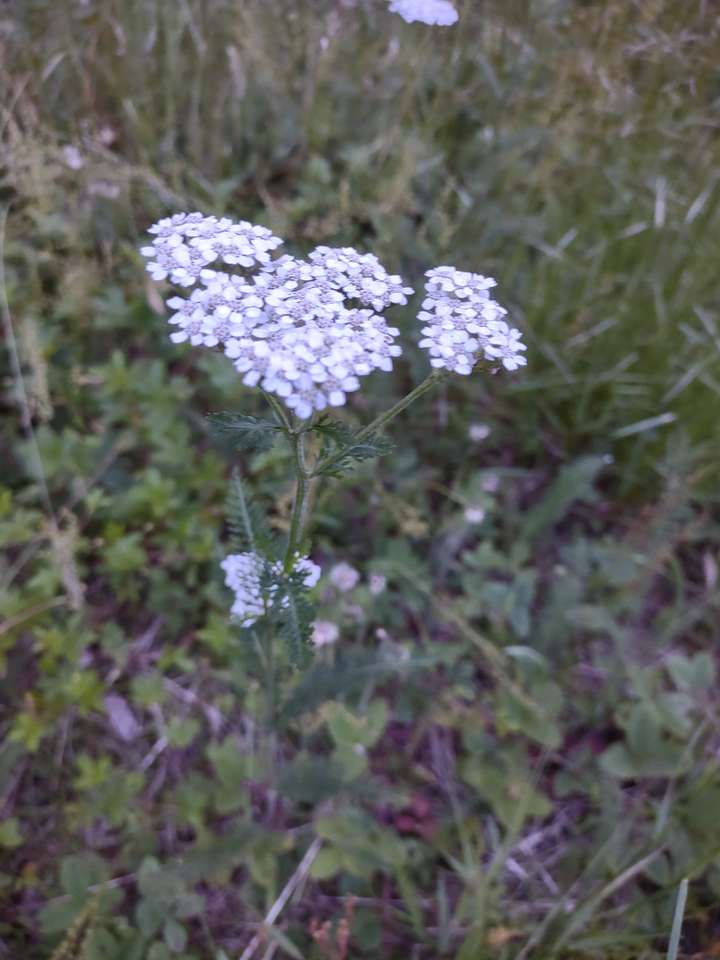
141;211;526;667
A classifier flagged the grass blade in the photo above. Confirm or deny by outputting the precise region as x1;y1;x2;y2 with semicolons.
666;878;688;960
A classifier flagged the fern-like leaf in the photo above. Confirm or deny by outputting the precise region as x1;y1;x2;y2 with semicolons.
313;415;393;477
268;567;316;668
207;412;280;453
225;469;278;559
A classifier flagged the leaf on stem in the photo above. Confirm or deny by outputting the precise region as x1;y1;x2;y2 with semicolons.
207;412;280;453
268;567;316;669
313;416;393;477
226;469;278;557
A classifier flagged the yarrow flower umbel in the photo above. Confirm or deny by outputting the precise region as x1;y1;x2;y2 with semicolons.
141;213;283;286
141;211;527;424
418;267;527;374
141;214;409;419
388;0;459;26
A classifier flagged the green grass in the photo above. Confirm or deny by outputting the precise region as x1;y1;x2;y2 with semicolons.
2;1;720;958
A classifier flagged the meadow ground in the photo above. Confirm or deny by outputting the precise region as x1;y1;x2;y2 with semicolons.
2;1;720;958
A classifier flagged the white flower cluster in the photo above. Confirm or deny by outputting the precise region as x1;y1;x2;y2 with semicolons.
142;212;527;417
418;267;527;374
220;552;321;628
142;214;409;418
388;0;458;26
141;213;283;286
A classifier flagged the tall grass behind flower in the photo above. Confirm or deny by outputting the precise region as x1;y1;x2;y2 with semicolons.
2;0;718;485
2;2;720;958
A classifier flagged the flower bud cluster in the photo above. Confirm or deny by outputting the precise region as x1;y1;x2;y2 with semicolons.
221;552;320;628
418;266;527;374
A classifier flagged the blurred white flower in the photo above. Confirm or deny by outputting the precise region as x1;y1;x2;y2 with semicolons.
312;620;340;647
481;473;500;492
369;573;387;595
62;145;84;170
468;422;491;442
464;505;486;524
88;180;121;199
388;0;458;26
221;552;320;627
329;562;360;592
418;266;527;375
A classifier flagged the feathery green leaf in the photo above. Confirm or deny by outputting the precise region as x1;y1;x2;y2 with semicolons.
207;412;280;453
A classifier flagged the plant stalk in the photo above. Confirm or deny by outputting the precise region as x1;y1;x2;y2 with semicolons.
284;429;313;571
313;369;447;477
271;371;447;568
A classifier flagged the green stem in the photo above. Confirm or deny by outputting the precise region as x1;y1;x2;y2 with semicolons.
312;370;447;477
269;371;447;568
262;390;293;433
261;390;314;570
284;429;313;572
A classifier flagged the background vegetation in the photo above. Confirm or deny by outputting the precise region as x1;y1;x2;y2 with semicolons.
2;1;720;957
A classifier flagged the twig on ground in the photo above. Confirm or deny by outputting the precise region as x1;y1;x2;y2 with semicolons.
239;837;322;960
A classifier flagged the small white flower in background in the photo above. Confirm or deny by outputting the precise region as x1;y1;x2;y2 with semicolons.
221;552;320;627
388;0;459;26
481;473;500;493
369;573;387;595
345;603;365;622
418;266;527;375
464;505;486;524
62;145;84;170
312;620;340;647
88;180;121;199
468;422;491;442
329;561;361;592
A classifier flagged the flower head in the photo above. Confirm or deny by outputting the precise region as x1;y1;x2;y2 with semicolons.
141;213;283;286
468;423;491;442
329;562;360;593
418;266;527;375
388;0;459;26
464;506;486;524
369;573;387;596
312;620;340;647
308;246;414;312
142;214;408;418
221;257;404;418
